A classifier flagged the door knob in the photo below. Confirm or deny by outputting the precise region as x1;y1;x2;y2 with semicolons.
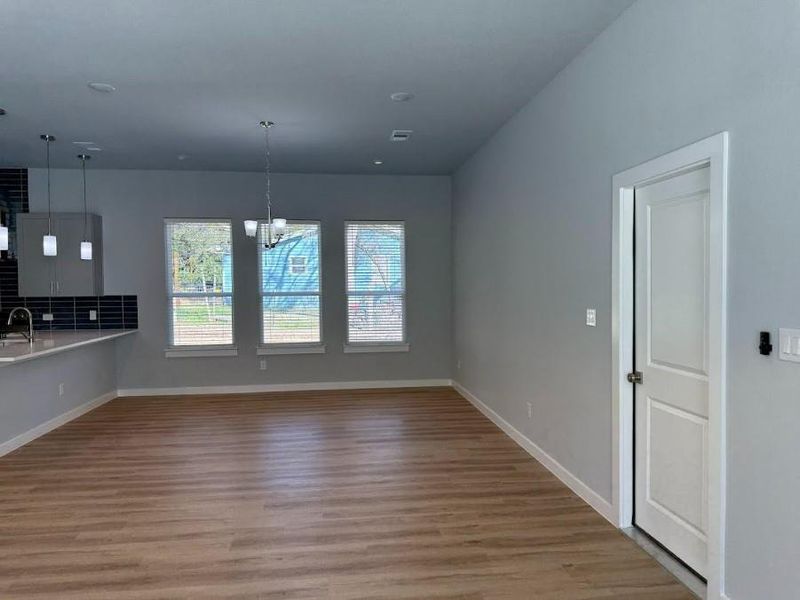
627;371;643;384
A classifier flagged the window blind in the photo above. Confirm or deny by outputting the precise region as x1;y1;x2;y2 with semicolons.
259;221;321;345
345;222;405;344
165;220;233;346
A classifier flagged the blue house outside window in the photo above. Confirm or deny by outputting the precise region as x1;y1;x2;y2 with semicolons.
260;222;322;345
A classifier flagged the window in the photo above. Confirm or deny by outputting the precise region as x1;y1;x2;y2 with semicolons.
259;221;322;346
345;221;406;346
165;220;234;348
289;256;307;275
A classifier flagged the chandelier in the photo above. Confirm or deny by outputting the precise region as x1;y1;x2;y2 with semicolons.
244;120;285;248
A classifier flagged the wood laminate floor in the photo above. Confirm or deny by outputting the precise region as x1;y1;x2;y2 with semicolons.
0;387;693;599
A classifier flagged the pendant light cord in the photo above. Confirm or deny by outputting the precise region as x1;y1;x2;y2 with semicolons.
46;137;52;235
82;157;88;239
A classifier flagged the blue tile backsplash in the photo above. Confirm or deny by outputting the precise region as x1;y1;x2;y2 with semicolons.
0;168;138;332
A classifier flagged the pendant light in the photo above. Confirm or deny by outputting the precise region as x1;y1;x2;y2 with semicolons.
244;121;285;249
77;154;92;260
41;134;57;256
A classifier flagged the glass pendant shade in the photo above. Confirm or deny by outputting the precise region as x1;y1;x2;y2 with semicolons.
0;225;8;251
43;234;57;256
244;220;258;237
267;220;286;239
81;241;93;260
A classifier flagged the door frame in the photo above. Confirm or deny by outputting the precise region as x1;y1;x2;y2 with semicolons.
611;132;728;599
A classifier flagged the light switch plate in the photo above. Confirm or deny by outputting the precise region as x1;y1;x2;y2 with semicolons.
43;313;53;321
89;310;97;321
586;309;597;327
778;328;800;363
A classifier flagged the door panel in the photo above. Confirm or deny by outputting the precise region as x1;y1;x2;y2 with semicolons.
17;215;55;297
648;195;708;375
647;398;707;533
634;165;710;576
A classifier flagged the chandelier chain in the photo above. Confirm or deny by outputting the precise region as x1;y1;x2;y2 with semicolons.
245;121;282;248
265;124;271;208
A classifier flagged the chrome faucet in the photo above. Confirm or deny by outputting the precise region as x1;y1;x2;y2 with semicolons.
7;307;34;342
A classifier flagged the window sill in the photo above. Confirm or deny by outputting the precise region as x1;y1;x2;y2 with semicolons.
257;344;326;356
164;347;238;358
343;343;409;354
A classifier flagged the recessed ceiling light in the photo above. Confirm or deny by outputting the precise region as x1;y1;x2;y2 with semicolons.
87;82;116;93
390;92;414;102
373;159;384;165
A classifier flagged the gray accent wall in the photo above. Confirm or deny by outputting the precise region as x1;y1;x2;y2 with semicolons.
452;1;799;598
0;342;116;446
28;170;452;390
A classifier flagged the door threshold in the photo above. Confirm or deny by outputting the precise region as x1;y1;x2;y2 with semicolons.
622;526;706;599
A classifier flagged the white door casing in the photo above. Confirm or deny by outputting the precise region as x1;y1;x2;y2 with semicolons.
634;166;710;576
611;132;727;599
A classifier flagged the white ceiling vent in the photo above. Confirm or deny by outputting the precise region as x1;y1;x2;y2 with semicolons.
390;129;413;142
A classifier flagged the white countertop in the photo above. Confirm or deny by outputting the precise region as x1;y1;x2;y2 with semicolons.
0;329;137;365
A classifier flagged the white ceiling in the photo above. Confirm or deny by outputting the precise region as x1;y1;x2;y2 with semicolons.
0;0;632;174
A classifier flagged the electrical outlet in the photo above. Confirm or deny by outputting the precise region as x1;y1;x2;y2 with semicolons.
457;359;462;370
89;310;97;321
586;308;597;327
58;383;65;396
43;313;53;321
259;359;267;370
527;402;533;419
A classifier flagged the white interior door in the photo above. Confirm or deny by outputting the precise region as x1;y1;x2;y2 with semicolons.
634;165;710;577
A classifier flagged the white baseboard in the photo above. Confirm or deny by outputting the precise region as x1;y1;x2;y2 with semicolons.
452;380;615;525
117;378;453;397
0;390;117;458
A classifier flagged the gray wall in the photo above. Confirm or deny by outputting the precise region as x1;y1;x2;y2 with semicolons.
0;341;117;446
29;170;452;390
452;1;799;598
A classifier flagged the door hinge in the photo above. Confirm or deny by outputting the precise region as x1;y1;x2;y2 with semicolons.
626;371;643;384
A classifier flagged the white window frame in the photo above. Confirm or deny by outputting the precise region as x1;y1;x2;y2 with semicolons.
257;219;325;355
344;220;408;353
164;218;237;357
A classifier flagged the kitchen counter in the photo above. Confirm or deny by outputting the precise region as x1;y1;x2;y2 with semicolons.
0;329;137;365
